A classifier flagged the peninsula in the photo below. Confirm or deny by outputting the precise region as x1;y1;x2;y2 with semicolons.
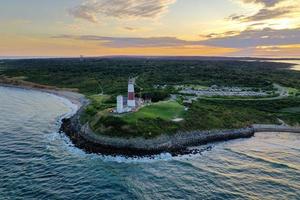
1;58;300;156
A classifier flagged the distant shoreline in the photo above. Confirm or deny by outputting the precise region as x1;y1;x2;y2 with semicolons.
1;56;300;60
0;80;87;108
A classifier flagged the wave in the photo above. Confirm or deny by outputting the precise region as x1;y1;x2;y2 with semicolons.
228;148;300;171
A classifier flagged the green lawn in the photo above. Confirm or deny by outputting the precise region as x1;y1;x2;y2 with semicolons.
122;101;185;123
89;94;112;104
287;87;298;96
80;94;114;124
280;106;300;113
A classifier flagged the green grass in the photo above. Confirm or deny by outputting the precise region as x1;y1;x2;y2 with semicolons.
183;99;279;130
89;94;112;104
199;97;300;126
80;94;115;124
85;100;186;138
122;101;185;123
280;106;300;113
287;87;298;96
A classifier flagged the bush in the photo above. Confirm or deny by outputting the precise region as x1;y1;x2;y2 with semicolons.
142;91;169;102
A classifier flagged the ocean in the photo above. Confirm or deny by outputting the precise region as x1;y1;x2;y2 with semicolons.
0;86;299;199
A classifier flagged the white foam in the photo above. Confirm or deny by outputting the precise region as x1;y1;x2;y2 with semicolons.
45;92;215;163
47;130;176;163
94;153;174;163
46;125;216;163
56;131;215;163
46;131;88;157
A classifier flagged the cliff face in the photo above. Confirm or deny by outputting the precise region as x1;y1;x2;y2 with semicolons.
60;109;255;156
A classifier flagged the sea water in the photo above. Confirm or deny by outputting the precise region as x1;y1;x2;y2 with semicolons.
0;86;299;199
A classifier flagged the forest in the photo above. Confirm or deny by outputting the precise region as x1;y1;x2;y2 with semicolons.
1;57;300;95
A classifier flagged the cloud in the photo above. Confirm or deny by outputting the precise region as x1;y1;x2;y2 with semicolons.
225;44;300;57
226;14;246;21
240;0;286;7
69;3;98;23
228;0;298;23
201;28;300;48
53;27;300;49
240;6;293;21
69;0;176;23
123;27;136;31
53;35;190;47
201;31;240;39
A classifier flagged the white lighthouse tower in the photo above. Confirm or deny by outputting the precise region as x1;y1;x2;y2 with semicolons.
127;78;136;108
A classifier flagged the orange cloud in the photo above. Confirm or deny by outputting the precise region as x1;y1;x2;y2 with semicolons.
0;35;237;57
69;0;176;23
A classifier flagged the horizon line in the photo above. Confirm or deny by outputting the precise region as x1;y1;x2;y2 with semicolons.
1;55;300;61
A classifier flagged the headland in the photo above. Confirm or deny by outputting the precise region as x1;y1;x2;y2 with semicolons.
1;58;300;156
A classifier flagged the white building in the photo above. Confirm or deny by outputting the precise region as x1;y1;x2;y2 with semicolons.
117;95;124;113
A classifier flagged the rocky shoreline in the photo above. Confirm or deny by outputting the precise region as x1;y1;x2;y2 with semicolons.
60;104;300;157
60;107;255;156
2;83;299;157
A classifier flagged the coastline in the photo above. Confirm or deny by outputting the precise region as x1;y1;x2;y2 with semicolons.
0;82;88;108
1;82;300;157
60;114;300;156
59;93;300;156
60;115;255;156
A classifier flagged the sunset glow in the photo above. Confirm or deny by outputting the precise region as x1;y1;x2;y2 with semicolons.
1;0;300;57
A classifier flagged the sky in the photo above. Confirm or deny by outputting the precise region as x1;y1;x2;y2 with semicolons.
0;0;300;57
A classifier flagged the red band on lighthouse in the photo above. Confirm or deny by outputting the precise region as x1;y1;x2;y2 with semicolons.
128;92;135;100
127;78;136;108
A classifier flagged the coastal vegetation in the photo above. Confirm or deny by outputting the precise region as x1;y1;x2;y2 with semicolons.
78;97;300;138
1;58;300;138
80;94;114;124
2;58;300;95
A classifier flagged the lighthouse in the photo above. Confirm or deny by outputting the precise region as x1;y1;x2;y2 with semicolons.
114;77;140;113
127;78;136;108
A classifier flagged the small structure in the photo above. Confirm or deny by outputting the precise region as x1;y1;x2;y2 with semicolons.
115;78;147;114
79;55;84;62
117;95;124;113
